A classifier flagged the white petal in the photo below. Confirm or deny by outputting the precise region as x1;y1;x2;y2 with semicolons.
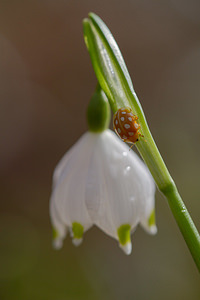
140;206;157;235
119;242;132;255
49;196;67;249
85;145;117;237
50;133;99;242
135;163;157;235
53;237;63;250
148;224;157;235
52;132;93;188
86;130;151;241
72;238;83;247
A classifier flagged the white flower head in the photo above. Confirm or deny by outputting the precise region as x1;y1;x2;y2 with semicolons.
50;129;157;255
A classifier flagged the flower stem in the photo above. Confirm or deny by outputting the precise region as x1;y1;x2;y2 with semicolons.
163;184;200;270
137;134;200;271
135;136;197;260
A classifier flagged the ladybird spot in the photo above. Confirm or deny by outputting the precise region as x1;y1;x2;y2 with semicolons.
121;111;126;114
123;135;127;139
128;132;134;136
118;128;121;134
115;120;118;125
134;123;139;129
128;117;132;121
121;117;125;121
124;124;130;129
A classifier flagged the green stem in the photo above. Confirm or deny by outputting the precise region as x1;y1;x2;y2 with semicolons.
164;185;200;270
137;130;200;271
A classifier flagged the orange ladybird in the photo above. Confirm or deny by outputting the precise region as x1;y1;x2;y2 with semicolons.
113;107;142;144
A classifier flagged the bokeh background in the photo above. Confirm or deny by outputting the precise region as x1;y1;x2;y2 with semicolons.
0;1;200;299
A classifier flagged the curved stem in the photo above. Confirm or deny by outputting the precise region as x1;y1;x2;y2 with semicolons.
137;137;200;271
163;184;200;271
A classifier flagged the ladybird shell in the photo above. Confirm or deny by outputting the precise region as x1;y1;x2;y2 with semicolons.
113;107;141;144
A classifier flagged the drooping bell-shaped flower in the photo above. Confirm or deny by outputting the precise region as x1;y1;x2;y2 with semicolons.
50;87;157;255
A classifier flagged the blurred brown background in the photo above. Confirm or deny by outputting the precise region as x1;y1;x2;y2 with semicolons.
0;1;200;299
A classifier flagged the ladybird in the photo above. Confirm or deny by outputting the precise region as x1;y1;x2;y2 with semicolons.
113;107;142;144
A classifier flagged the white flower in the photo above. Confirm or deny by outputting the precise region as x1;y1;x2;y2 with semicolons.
50;129;157;255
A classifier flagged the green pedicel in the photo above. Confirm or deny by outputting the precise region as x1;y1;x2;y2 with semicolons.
87;84;111;133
